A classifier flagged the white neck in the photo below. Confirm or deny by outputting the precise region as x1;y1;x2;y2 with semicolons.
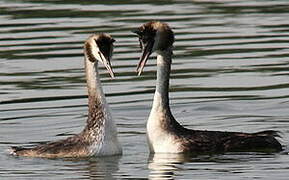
84;57;108;119
83;55;121;155
151;49;172;116
147;49;182;153
148;49;176;130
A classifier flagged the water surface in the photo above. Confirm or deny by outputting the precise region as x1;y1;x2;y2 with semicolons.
0;0;289;179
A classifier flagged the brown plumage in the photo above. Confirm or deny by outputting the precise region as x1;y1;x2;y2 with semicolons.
11;134;90;158
133;21;282;154
10;33;122;158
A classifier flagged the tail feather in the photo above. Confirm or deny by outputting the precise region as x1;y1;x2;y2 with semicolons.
8;146;27;156
224;130;283;152
253;130;281;138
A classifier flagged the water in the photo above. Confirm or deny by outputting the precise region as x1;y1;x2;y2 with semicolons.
1;0;289;179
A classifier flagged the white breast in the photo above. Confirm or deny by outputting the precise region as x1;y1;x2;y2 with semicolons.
89;105;122;156
146;111;181;153
88;127;122;156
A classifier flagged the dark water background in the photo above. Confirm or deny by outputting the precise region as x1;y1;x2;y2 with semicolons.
0;0;289;179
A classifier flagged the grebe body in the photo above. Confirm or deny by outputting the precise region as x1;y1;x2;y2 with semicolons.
10;33;122;158
133;21;282;154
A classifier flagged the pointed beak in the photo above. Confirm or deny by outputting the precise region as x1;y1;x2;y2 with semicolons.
136;39;154;76
98;52;115;78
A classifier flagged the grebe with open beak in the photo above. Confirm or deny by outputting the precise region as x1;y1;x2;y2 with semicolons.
133;21;282;154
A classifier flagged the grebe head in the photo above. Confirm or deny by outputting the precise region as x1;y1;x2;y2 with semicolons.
132;21;175;75
84;33;116;78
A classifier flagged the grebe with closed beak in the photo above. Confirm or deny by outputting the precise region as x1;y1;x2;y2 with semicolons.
133;21;282;154
10;33;122;158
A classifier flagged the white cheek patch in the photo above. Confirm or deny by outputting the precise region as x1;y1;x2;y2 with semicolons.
91;40;102;62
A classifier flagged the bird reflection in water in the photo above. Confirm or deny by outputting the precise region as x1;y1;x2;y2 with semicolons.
148;153;189;180
64;155;121;180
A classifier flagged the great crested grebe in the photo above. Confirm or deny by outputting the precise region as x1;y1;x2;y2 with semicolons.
133;21;282;154
10;33;122;158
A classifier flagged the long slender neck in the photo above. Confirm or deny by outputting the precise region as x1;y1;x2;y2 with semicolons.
152;49;172;116
149;48;182;133
84;56;109;131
